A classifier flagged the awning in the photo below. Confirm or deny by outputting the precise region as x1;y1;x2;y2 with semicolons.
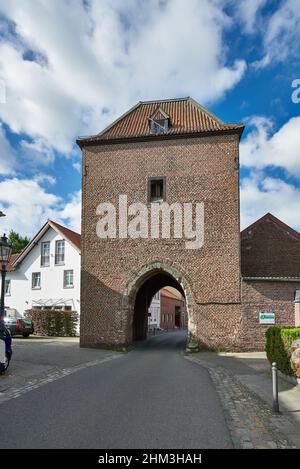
32;298;74;307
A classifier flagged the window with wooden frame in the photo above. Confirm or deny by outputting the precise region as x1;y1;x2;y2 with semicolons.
148;177;166;202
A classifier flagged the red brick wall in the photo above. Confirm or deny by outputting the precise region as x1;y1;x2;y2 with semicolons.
242;218;300;277
160;294;184;329
80;133;241;348
188;281;298;351
239;280;299;350
80;126;300;351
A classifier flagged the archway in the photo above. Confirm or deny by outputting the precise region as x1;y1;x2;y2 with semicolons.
121;261;196;344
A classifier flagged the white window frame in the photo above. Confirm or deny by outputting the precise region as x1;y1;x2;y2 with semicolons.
32;272;41;289
55;240;65;265
41;241;50;267
64;269;74;288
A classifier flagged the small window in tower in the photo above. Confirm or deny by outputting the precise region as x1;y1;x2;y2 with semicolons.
148;177;166;202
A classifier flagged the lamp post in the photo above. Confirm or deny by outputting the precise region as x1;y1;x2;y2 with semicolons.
0;234;12;322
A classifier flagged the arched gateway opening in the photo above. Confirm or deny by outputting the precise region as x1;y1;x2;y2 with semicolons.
133;271;185;340
122;262;195;345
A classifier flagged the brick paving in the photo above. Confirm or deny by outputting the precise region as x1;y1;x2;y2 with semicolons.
186;355;297;449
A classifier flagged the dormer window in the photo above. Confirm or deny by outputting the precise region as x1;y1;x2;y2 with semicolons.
150;119;169;135
149;107;170;135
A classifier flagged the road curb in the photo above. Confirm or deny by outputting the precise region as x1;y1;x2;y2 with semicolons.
0;353;122;404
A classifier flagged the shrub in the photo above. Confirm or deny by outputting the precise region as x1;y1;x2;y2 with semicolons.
25;309;78;337
265;326;300;377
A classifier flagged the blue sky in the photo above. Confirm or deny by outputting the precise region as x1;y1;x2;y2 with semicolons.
0;0;300;236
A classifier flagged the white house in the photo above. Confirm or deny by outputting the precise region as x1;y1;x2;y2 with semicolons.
148;291;161;329
5;220;81;318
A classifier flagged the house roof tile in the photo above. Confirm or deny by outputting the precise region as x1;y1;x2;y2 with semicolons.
241;212;300;241
6;253;21;272
48;220;81;250
77;97;244;146
160;287;183;300
11;220;81;269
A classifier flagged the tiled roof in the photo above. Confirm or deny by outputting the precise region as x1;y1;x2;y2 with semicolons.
6;253;21;272
160;287;183;300
48;220;81;250
12;220;81;269
77;97;244;145
241;212;300;279
241;213;300;241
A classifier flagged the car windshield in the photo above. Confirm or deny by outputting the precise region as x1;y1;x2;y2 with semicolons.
5;309;22;319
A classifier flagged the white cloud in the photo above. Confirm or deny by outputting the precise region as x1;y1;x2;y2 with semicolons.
56;190;82;233
240;116;300;177
72;162;81;173
0;121;58;175
0;177;81;237
0;42;82;155
0;0;246;154
253;0;300;68
236;0;267;34
0;177;60;236
240;172;300;230
34;174;56;185
0;123;17;175
20;138;55;166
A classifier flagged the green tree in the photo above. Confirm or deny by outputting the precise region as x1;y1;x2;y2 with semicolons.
8;230;30;254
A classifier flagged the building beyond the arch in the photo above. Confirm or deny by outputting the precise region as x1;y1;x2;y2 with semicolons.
77;98;300;351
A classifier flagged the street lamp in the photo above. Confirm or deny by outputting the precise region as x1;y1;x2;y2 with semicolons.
0;234;12;322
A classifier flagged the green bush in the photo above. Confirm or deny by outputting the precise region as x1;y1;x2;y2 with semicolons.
25;309;78;337
265;326;300;376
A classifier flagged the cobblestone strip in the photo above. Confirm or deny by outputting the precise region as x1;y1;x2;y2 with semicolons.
186;355;297;449
0;354;121;404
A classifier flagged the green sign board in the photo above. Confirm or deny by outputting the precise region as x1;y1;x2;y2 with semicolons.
259;312;275;324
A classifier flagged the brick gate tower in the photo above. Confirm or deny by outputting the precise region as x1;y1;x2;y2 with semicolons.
77;98;244;350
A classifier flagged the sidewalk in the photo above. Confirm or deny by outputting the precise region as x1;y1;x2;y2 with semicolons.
186;351;300;449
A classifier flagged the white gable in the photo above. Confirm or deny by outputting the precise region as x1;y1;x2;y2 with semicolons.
5;225;81;318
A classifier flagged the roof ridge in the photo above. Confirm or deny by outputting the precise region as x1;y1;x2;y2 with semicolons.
77;97;244;146
13;219;81;269
77;101;141;142
139;97;190;104
48;220;81;252
188;98;225;126
48;219;80;236
188;98;243;128
241;212;300;240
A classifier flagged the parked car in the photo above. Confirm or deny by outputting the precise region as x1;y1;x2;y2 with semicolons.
0;322;12;372
4;308;34;338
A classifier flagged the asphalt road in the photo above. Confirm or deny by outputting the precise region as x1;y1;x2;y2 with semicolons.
0;331;232;449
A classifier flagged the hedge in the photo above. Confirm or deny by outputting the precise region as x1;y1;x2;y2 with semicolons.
265;326;300;377
25;309;78;337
